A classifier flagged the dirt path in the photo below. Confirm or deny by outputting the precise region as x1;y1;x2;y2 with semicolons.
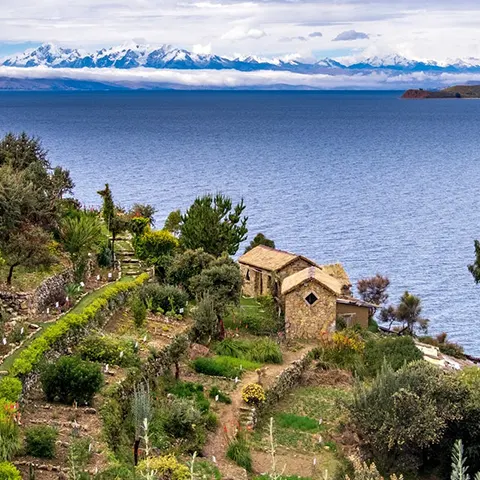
202;345;313;479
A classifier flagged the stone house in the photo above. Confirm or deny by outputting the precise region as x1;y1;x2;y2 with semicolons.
281;266;375;339
238;245;351;298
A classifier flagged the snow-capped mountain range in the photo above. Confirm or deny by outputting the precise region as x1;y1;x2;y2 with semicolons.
3;42;480;74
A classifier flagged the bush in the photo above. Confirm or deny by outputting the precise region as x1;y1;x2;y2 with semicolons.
348;361;467;473
24;425;58;458
418;333;465;359
139;283;188;315
363;336;423;377
163;397;204;439
0;401;21;461
204;411;219;432
166;381;210;413
192;356;260;379
131;295;147;328
136;455;190;480
226;431;252;472
78;335;138;367
0;462;21;480
10;274;149;377
0;377;22;403
41;356;103;405
209;386;231;404
241;383;266;405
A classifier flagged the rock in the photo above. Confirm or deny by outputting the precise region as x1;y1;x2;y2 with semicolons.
189;343;211;360
84;407;97;414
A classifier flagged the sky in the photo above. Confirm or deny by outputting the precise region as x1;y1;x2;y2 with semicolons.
2;0;480;62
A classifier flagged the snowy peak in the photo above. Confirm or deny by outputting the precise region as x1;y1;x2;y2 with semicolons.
3;43;480;74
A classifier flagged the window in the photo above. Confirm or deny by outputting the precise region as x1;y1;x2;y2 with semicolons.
305;292;318;306
245;269;251;281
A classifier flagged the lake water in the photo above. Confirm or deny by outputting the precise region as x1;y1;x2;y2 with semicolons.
1;91;480;353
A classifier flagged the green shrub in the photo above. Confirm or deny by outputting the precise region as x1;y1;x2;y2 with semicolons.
214;338;251;358
0;462;21;480
367;317;379;333
41;356;103;405
139;283;188;314
363;336;423;377
209;386;231;404
439;342;465;359
348;361;466;473
275;413;320;432
0;377;22;403
69;436;93;471
226;297;280;336
24;425;58;458
248;338;282;364
78;335;138;367
163;397;203;439
167;381;210;413
204;411;219;432
10;274;149;377
226;432;252;472
192;295;220;344
192;356;260;379
131;295;147;328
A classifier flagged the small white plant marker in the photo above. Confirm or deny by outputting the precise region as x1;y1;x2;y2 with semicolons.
143;335;147;342
89;443;93;452
46;307;50;314
55;302;59;308
135;341;139;349
212;456;217;464
20;327;24;335
105;364;109;373
108;272;112;279
234;377;239;384
318;418;323;425
119;351;124;359
97;275;100;281
313;458;317;466
80;281;85;287
318;435;323;444
2;338;6;345
215;395;219;402
66;297;69;302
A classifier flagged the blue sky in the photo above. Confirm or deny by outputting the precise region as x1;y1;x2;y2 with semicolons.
2;1;480;62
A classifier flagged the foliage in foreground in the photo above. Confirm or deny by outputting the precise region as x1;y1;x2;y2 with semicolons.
214;337;283;364
226;430;253;472
0;400;21;461
136;455;190;480
0;462;21;480
348;360;466;473
0;377;22;403
78;334;139;367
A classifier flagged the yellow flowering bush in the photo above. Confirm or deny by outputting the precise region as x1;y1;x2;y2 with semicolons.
136;455;190;480
332;331;365;353
241;383;266;405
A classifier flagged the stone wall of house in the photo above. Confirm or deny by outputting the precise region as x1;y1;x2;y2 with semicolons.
278;258;314;283
240;263;257;297
284;281;336;339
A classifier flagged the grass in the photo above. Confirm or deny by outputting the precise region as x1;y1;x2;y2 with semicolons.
226;433;253;472
0;278;133;372
252;385;352;465
0;263;64;291
214;337;283;364
275;413;323;433
192;355;261;378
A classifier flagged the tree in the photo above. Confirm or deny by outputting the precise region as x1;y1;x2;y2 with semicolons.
180;194;248;256
357;274;390;306
164;209;182;237
97;184;128;265
244;233;275;254
2;225;56;285
190;263;243;315
192;295;220;344
397;291;429;334
130;203;156;226
166;248;215;296
59;214;103;282
468;240;480;284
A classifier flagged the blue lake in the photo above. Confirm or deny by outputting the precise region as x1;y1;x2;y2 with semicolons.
1;91;480;352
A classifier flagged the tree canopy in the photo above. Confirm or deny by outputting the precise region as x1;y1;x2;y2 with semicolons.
244;233;275;253
180;194;248;256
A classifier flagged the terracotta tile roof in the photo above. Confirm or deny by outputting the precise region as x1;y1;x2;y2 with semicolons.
281;266;344;296
238;245;315;272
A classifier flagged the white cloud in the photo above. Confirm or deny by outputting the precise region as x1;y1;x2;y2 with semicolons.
3;65;480;90
333;30;369;41
192;43;212;54
221;27;267;41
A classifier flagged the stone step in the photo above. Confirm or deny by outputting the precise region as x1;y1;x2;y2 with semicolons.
121;258;140;264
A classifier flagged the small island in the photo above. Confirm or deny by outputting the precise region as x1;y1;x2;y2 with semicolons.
402;84;480;98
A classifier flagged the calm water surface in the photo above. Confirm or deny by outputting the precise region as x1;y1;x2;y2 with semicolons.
1;91;480;352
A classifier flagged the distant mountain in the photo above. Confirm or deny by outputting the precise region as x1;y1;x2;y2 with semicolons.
4;42;480;74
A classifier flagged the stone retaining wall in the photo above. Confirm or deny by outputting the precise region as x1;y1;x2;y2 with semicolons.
252;350;313;427
0;269;74;317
